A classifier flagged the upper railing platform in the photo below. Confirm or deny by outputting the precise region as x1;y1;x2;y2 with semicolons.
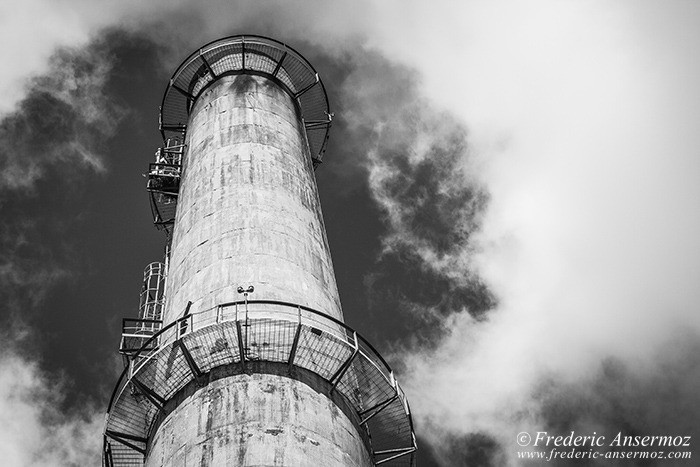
159;35;332;166
103;300;416;467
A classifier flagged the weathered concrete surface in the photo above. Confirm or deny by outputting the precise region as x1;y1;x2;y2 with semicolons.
148;75;370;466
146;365;372;467
163;74;341;324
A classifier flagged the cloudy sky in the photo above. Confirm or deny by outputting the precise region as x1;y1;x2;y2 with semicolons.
1;1;700;466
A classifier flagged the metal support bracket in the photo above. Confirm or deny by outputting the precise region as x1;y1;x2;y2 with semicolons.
304;120;331;130
359;393;399;425
177;339;203;379
130;377;166;413
160;123;187;133
200;51;217;78
287;307;302;369
105;430;147;455
236;319;246;366
330;331;358;390
374;447;417;465
272;51;287;77
294;73;319;99
170;81;195;102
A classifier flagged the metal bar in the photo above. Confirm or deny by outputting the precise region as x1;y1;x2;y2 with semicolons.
148;189;179;198
103;442;113;467
304;124;328;132
160;124;187;132
162;143;187;150
104;430;148;444
123;318;163;325
330;331;358;389
130;377;166;412
287;307;302;369
177;339;203;378
149;162;182;169
272;51;287;76
236;320;246;365
177;301;193;338
104;430;147;455
374;447;416;465
243;292;250;359
359;394;399;425
171;82;195;101
375;447;416;455
294;74;319;98
304;121;330;130
200;52;217;78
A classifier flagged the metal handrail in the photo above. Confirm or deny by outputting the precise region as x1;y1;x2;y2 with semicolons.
128;300;393;376
104;299;417;466
159;35;332;164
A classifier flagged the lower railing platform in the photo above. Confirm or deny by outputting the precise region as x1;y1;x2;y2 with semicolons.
103;300;416;467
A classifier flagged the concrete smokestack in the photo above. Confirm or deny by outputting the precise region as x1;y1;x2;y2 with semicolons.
163;72;342;324
103;35;416;467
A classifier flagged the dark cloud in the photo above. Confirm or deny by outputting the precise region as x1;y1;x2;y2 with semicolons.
0;28;168;404
321;52;496;346
0;39;127;193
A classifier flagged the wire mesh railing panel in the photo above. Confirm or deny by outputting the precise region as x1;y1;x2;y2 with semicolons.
281;55;316;93
245;41;285;75
244;52;276;76
246;318;297;363
275;67;297;94
298;84;328;116
150;191;177;225
337;350;395;411
181;321;240;373
172;55;200;93
107;393;147;437
367;398;414;452
135;344;191;401
206;43;243;77
293;326;353;381
105;442;143;467
160;88;188;126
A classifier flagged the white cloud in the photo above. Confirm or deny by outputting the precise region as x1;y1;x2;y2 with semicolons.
373;1;700;463
0;348;103;466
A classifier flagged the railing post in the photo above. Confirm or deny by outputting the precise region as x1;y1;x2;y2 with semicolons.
330;331;359;390
288;306;303;370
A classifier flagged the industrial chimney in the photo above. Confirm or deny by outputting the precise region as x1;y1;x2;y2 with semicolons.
103;35;416;467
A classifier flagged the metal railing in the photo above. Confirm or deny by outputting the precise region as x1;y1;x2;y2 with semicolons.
104;299;416;466
159;35;332;166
